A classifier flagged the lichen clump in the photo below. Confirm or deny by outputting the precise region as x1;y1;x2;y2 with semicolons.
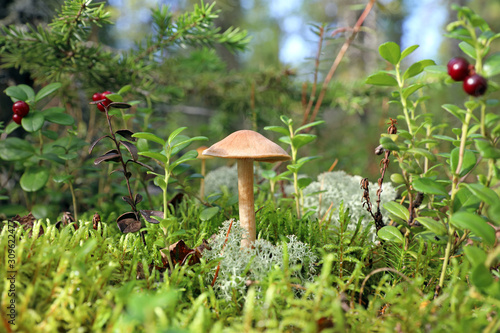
303;171;397;238
203;220;317;301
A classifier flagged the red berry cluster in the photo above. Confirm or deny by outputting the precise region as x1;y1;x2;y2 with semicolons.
12;101;30;125
92;91;113;112
447;57;487;97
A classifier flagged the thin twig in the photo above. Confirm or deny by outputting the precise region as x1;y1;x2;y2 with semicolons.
211;219;234;287
306;0;376;128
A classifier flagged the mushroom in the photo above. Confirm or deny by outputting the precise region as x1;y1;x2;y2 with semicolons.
203;130;291;248
196;146;213;200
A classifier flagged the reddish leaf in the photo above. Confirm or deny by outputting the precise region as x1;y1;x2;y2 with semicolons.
120;140;138;161
94;150;121;165
92;212;101;230
140;209;163;224
135;193;143;205
122;196;135;208
115;129;136;141
116;212;141;233
109;102;132;109
10;212;43;237
161;239;211;268
88;135;111;154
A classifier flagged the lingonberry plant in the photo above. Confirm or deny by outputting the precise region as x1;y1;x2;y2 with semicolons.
265;116;324;218
367;4;500;298
0;83;78;218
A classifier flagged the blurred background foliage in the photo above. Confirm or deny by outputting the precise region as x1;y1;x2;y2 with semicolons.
1;0;499;220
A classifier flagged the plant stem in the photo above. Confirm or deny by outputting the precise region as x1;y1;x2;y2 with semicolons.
438;105;473;292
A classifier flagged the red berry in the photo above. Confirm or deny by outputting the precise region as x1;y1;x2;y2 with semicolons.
97;103;106;112
101;91;113;106
463;74;488;97
447;57;471;81
12;114;22;125
12;101;30;117
92;92;103;101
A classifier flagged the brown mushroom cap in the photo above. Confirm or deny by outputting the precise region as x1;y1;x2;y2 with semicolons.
196;146;213;160
202;130;291;162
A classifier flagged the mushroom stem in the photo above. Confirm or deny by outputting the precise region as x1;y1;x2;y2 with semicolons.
237;159;255;248
200;159;206;200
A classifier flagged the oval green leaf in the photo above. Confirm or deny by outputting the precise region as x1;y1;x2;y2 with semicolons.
377;226;404;244
35;82;62;102
20;167;50;192
200;207;220;221
415;217;447;236
383;201;409;222
21;112;45;132
366;72;398;86
450;211;495;246
412;177;448;196
450;148;477;177
379;42;401;65
0;137;35;161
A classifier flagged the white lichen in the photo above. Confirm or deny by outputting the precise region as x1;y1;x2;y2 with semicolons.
204;220;317;301
302;171;397;239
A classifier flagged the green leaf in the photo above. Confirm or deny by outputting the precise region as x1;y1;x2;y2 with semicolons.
291;134;316;149
167;127;187;145
475;139;500;159
390;173;405;184
5;122;20;135
407;148;436;161
199;207;220;221
169;150;198;170
264;125;289;136
53;174;74;183
20;167;50;192
453;187;481;212
458;41;476;59
139;152;168;164
17;84;35;102
442;104;466;122
402;84;425;100
415;217;447;236
412;177;448;196
45;112;74;126
424;65;447;74
279;136;291;145
380;136;399;151
383;201;409;222
0;137;35;161
106;94;123;103
450;148;477;177
377;226;404;244
403;59;436;79
294;120;325;134
5;86;28;101
35;82;61;102
483;53;500;77
366;72;398;86
488;203;500;226
400;45;419;60
471;264;494;289
132;132;166;146
450;212;495;245
22;112;45;132
465;183;500;206
297;177;312;189
379;42;401;65
117;85;131;95
463;246;487;267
